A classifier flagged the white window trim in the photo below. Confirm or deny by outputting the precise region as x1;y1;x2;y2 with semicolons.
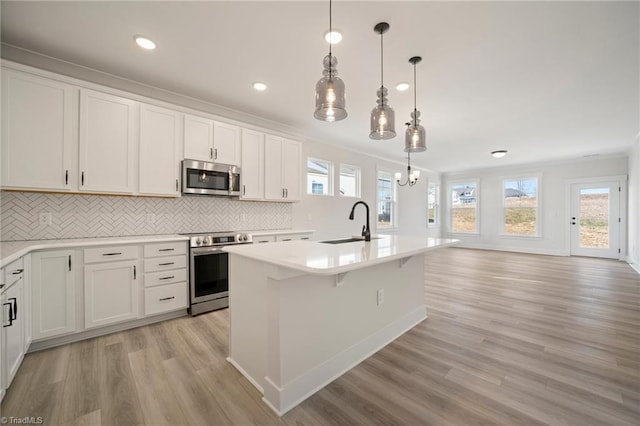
447;178;480;235
306;157;334;196
376;166;398;231
499;174;542;238
339;163;361;199
427;180;440;229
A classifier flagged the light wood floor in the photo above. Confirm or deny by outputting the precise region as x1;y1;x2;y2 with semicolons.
2;248;639;425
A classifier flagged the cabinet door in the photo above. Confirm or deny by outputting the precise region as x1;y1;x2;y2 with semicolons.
79;89;137;194
264;135;284;201
282;140;302;202
213;121;241;165
139;104;181;196
22;255;31;350
184;114;214;161
1;69;76;191
240;128;264;200
2;279;24;388
84;260;139;329
31;251;76;340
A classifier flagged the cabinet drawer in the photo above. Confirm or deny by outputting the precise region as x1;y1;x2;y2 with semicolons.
144;255;187;273
143;242;187;258
275;233;313;242
84;245;138;264
144;268;187;288
145;282;188;316
3;257;25;287
254;235;276;244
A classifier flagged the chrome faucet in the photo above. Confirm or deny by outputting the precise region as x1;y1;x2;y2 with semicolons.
349;201;371;241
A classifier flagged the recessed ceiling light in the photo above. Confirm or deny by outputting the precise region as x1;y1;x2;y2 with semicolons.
324;30;343;44
252;82;267;91
395;82;410;92
134;35;156;50
491;150;508;158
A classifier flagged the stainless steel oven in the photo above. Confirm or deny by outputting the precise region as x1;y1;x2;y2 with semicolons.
182;159;241;196
184;232;252;315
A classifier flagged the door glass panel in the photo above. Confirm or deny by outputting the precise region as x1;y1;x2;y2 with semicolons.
579;187;609;248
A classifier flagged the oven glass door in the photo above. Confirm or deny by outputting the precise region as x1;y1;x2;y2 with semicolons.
191;248;228;301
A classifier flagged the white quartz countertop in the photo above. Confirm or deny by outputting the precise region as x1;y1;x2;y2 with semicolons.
246;229;315;237
223;235;459;275
0;234;189;268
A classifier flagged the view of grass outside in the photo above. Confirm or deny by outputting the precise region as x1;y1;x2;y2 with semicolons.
450;182;477;233
377;173;395;227
503;178;538;236
428;182;438;226
579;189;610;248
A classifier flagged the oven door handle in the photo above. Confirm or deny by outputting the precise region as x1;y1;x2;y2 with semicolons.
191;246;227;255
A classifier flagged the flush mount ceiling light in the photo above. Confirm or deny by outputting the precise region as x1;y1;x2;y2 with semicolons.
314;0;347;122
404;56;426;153
395;151;420;187
369;22;396;140
491;150;508;158
324;30;343;44
395;82;410;92
134;35;156;50
252;82;267;91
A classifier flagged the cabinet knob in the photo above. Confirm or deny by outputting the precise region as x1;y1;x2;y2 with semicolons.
210;147;214;159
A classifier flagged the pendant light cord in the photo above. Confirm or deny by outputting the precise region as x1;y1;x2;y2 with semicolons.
380;29;384;88
328;0;333;80
413;61;417;118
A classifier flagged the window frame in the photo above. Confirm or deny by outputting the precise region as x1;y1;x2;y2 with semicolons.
447;178;480;235
376;168;398;230
339;163;361;198
500;174;542;238
427;180;440;228
306;157;334;196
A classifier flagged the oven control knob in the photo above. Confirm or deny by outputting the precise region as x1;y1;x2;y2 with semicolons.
195;237;203;246
204;236;213;246
241;234;248;242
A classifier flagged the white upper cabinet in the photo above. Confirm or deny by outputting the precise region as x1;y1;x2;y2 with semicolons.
264;135;301;202
79;88;137;194
183;113;214;162
213;121;241;166
1;69;77;191
139;104;182;196
240;128;264;200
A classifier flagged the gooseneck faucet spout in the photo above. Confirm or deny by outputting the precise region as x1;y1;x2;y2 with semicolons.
349;201;371;241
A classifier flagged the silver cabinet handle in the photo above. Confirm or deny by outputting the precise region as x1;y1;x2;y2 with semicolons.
159;276;174;281
11;269;24;275
176;179;179;192
210;147;214;159
159;248;174;252
133;265;137;280
214;148;218;160
103;252;122;256
159;296;175;301
81;171;85;186
65;169;69;185
158;262;174;266
69;255;72;271
243;185;246;196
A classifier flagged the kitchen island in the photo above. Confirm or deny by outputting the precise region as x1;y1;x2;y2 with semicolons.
223;235;458;415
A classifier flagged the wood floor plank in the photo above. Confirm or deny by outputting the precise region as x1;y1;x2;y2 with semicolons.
2;247;638;425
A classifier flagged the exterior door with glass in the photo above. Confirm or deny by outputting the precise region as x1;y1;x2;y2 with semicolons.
569;181;621;259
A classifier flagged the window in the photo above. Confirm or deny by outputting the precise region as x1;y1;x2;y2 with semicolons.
339;164;360;198
307;158;333;196
377;170;396;228
449;181;479;233
428;182;439;227
503;176;539;236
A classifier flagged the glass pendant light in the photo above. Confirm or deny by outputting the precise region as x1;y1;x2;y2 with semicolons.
405;56;426;152
314;0;347;122
369;22;395;140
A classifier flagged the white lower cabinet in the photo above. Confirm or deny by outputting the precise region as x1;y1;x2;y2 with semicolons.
84;259;140;329
1;258;26;391
143;242;188;316
31;250;76;340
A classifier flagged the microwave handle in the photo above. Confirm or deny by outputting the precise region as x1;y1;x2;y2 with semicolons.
228;169;233;194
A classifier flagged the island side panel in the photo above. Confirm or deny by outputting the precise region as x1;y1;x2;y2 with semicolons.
264;254;426;414
227;255;269;392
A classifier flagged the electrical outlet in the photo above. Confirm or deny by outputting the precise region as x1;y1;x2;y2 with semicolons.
38;212;52;226
377;289;384;305
146;213;156;224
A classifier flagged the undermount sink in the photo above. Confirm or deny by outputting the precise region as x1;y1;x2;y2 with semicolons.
319;236;383;244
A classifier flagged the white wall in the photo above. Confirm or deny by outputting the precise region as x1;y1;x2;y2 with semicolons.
291;140;441;241
628;140;640;270
442;156;629;256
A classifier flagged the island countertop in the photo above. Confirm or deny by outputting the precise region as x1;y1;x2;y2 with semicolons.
223;234;459;275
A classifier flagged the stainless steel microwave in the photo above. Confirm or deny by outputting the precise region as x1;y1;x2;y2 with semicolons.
182;159;241;196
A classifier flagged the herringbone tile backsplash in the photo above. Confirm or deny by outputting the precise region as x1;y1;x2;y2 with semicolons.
0;191;292;241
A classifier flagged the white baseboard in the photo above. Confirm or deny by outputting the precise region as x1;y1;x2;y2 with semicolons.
625;256;640;274
260;306;427;416
226;356;264;394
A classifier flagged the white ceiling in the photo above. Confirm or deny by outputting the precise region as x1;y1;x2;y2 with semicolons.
1;1;638;173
